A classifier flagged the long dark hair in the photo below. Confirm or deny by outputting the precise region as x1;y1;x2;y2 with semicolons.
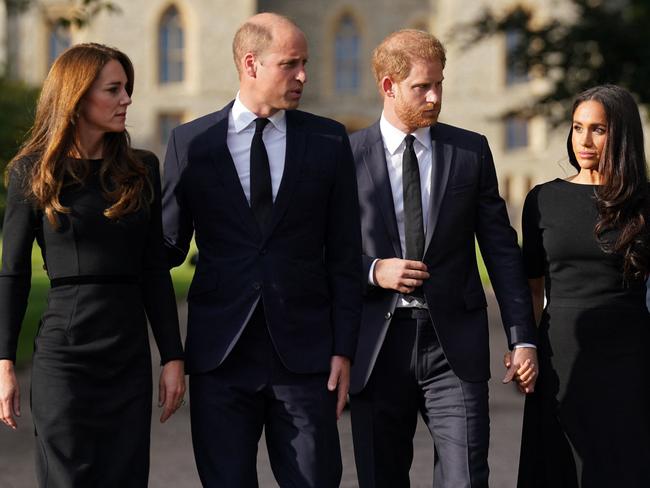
7;43;150;228
566;84;650;280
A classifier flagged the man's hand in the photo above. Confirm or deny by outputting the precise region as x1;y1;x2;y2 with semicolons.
158;359;186;423
502;347;538;394
0;359;20;430
374;258;429;294
327;355;350;420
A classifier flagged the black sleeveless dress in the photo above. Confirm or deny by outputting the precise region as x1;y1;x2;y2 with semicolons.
517;179;650;487
0;152;183;487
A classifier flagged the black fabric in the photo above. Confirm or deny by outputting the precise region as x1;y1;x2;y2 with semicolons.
190;304;342;488
0;151;183;487
350;314;489;488
402;134;424;299
250;117;273;230
518;179;650;487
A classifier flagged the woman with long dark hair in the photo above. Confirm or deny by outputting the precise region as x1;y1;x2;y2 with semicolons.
514;84;650;487
0;43;185;487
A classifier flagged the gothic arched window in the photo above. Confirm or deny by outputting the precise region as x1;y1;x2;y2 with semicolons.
334;15;360;93
159;6;184;83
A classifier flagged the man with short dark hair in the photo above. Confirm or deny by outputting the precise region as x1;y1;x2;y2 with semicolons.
349;29;538;487
162;13;361;487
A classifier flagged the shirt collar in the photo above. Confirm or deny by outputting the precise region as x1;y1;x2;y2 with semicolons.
379;113;432;155
232;93;287;134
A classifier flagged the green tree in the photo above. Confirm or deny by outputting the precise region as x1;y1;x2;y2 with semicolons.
3;0;119;79
454;0;650;123
0;77;38;225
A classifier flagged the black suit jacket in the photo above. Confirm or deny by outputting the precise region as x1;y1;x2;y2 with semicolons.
350;121;536;392
162;102;362;375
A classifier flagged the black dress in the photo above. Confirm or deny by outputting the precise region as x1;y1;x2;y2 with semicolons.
518;178;650;487
0;152;183;487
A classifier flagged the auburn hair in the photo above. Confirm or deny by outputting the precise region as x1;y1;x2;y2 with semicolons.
7;43;151;227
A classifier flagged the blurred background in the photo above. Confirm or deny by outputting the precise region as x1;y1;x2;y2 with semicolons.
0;2;648;486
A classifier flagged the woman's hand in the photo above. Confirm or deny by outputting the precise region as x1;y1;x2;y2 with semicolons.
0;359;21;430
503;351;537;394
158;359;186;423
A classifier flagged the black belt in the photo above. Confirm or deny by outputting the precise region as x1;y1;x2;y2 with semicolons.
393;307;430;320
50;275;141;288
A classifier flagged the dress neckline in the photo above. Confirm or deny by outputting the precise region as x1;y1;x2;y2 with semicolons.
554;178;600;187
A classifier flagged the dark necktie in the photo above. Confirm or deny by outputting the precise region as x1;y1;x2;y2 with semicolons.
250;118;272;230
402;134;425;298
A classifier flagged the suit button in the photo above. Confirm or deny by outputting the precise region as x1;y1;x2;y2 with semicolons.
259;248;267;255
252;282;261;291
384;312;392;320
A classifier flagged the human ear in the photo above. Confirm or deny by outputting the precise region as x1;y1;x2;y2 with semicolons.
381;77;395;98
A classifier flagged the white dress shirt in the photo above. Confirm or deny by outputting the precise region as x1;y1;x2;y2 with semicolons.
368;116;536;348
227;94;287;203
369;115;432;308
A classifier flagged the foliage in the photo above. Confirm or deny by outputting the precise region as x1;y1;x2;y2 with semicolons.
0;77;39;224
453;0;650;123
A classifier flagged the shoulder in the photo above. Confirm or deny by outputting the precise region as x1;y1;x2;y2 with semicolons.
287;109;347;135
132;149;161;185
171;103;232;140
524;179;564;209
349;123;381;157
133;148;159;167
434;122;486;148
5;154;38;186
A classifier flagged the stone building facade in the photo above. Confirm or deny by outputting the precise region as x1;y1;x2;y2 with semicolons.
4;0;641;219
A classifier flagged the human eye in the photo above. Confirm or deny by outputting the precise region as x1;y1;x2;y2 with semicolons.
572;124;582;132
594;126;607;134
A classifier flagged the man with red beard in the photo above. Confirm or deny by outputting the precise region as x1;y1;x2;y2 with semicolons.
348;29;538;488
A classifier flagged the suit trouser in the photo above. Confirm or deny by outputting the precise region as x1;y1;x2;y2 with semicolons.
189;304;342;488
350;308;489;488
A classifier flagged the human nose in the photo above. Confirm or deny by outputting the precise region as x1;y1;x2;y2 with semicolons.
579;130;593;148
426;88;440;104
121;89;132;106
296;66;307;84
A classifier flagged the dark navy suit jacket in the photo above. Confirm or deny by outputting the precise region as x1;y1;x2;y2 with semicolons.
162;102;362;375
350;121;537;393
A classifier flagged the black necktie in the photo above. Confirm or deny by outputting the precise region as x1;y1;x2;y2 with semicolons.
402;134;425;298
250;118;272;230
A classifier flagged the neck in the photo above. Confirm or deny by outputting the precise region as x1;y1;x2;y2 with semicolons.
239;89;278;118
72;128;104;159
572;168;602;185
383;105;413;134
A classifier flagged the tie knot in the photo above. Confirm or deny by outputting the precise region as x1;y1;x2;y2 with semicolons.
254;118;270;133
404;134;416;148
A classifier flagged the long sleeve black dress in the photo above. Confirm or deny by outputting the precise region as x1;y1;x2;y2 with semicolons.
0;151;183;488
517;178;650;488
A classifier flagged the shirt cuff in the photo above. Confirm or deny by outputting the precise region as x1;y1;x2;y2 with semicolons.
513;342;536;349
368;259;379;286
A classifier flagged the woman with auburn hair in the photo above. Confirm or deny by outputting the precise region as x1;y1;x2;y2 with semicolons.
511;84;650;487
0;43;185;487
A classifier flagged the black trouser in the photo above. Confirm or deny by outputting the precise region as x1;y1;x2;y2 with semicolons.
190;304;341;487
351;308;490;488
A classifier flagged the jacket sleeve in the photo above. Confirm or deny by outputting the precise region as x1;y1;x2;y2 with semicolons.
0;161;37;362
141;153;184;364
473;136;537;347
325;131;363;360
162;129;194;268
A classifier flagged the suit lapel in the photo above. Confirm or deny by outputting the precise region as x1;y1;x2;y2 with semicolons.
208;103;262;240
265;110;306;239
362;124;402;258
424;124;453;252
